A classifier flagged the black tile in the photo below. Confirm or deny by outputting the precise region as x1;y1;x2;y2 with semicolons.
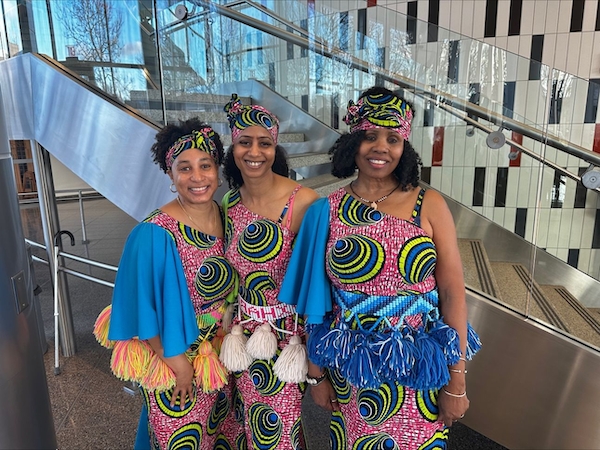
301;94;308;112
300;19;308;57
473;167;486;207
592;209;600;248
529;35;544;80
485;0;499;37
596;0;600;31
567;249;580;268
495;167;508;207
286;27;294;60
332;94;340;130
428;0;440;42
551;170;566;208
339;12;349;51
574;167;588;208
570;0;585;32
508;0;523;35
448;40;460;83
549;79;564;125
515;208;527;238
584;79;600;123
268;62;275;89
423;91;435;127
358;8;367;50
407;2;417;45
468;83;481;121
376;47;385;68
503;82;516;118
421;166;431;185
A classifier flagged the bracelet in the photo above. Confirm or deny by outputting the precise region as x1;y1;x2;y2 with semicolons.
459;357;467;362
449;368;468;374
442;388;467;398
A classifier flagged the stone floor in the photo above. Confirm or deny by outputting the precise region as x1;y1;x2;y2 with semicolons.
22;197;506;450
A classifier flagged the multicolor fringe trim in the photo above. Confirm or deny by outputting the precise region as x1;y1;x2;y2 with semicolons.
94;306;229;393
306;318;481;390
93;305;114;349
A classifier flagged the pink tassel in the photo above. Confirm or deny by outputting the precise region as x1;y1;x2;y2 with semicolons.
141;353;176;392
193;341;228;393
110;339;152;382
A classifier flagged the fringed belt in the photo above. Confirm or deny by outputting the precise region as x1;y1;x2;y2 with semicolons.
239;296;297;323
306;289;482;390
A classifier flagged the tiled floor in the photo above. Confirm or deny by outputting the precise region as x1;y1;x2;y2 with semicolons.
22;197;505;450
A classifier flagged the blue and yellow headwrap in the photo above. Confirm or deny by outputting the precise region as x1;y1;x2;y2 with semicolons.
343;92;413;140
224;93;279;143
165;128;219;170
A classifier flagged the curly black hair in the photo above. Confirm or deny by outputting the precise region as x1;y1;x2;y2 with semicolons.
330;87;420;190
150;118;225;173
223;144;290;189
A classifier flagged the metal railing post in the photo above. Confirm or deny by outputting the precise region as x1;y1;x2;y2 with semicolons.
30;141;77;357
78;189;89;244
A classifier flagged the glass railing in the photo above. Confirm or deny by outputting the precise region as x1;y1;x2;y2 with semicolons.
2;0;599;349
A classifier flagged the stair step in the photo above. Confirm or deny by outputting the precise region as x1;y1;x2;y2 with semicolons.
490;262;568;329
458;239;502;301
129;90;252;105
298;173;354;196
287;152;331;169
539;286;600;348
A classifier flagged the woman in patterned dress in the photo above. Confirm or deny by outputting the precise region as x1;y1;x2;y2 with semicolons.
217;94;319;449
280;87;481;449
93;119;236;450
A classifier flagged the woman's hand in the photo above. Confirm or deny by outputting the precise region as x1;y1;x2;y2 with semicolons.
171;359;195;409
437;389;469;427
310;379;340;412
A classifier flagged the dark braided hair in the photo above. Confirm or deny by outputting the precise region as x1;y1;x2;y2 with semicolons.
150;118;225;173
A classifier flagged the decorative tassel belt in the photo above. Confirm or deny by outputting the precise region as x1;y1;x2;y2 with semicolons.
238;296;297;323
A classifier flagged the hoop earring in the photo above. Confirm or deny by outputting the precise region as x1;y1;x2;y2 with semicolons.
170;183;177;193
218;178;223;187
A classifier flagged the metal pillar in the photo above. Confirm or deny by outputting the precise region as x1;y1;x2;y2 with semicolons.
31;141;77;357
0;84;57;449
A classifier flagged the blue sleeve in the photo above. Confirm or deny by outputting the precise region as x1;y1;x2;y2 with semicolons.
279;198;332;324
107;222;199;358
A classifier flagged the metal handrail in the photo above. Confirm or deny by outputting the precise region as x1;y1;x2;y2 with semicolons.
196;0;600;169
26;238;117;288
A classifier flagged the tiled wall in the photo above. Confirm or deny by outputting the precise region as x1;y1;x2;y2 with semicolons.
246;0;600;280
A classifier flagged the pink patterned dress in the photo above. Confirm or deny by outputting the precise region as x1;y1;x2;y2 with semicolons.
305;188;480;449
138;210;236;450
223;186;306;450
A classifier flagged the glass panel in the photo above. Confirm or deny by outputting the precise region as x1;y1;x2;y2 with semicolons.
3;0;22;56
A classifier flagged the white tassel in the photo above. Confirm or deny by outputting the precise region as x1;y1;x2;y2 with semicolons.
219;325;253;372
273;335;308;383
221;303;235;332
246;323;278;360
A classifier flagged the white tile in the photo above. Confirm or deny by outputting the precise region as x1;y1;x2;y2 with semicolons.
461;1;475;36
495;36;508;52
532;1;548;35
472;1;486;39
517;167;532;208
450;0;463;33
541;33;557;69
535;208;551;248
496;0;511;37
518;34;532;60
588;249;600;279
545;0;561;34
439;0;452;30
484;168;498;207
555;248;569;261
591;33;600;78
449;166;464;199
578;32;595;79
581;123;596;152
553;33;570;73
507;35;521;55
546;208;563;247
557;0;574;33
520;1;535;35
505;168;520;208
569;209;585;247
580;205;596;247
417;0;428;22
583;0;598;31
524;207;535;241
504;207;517;230
430;166;443;191
566;33;583;75
578;248;591;272
493;207;505;226
462;168;475;204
